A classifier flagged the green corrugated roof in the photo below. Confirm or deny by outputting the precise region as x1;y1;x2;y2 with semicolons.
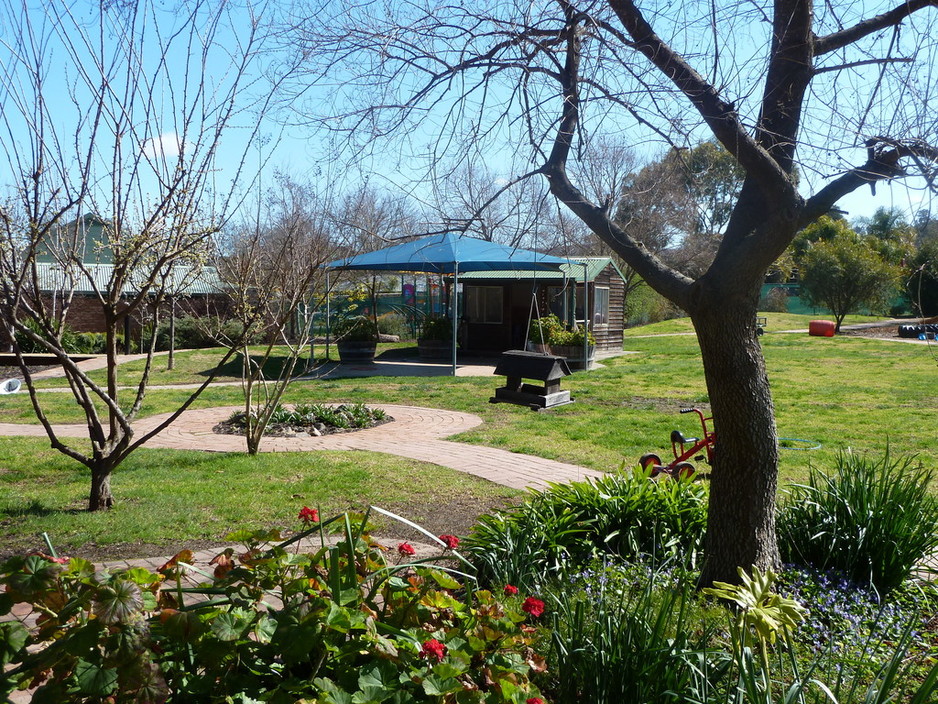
32;263;225;296
457;257;620;282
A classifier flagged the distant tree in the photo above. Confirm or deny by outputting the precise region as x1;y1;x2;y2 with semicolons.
914;209;938;246
799;233;902;330
906;239;938;317
854;207;916;265
618;141;746;278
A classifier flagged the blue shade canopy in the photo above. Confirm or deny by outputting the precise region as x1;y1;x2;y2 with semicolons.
325;233;569;274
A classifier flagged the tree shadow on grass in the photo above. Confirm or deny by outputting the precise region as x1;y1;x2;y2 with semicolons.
197;352;316;380
1;498;84;519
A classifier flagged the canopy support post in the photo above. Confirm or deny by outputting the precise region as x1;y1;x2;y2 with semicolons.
451;262;459;376
325;270;331;362
582;261;589;370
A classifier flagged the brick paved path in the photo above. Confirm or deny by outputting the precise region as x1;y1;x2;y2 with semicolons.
0;404;602;490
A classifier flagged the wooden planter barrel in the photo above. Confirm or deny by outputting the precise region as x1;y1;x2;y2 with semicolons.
417;339;452;361
552;344;595;370
337;340;377;364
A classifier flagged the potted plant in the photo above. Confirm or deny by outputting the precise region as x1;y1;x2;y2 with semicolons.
417;315;453;361
528;314;595;369
333;315;379;364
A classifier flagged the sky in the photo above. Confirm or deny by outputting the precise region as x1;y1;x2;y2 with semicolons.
1;0;935;237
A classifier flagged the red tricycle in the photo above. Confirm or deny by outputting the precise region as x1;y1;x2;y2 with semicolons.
639;408;714;479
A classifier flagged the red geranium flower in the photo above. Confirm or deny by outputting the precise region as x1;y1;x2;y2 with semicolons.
526;698;546;704
397;542;416;556
438;534;460;549
503;584;519;596
420;638;447;662
298;506;319;524
522;597;545;618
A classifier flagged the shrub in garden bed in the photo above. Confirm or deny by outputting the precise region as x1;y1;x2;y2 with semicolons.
215;402;389;436
777;448;938;593
0;512;548;703
462;469;708;591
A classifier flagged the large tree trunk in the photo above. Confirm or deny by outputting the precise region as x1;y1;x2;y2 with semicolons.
692;294;782;587
89;464;115;511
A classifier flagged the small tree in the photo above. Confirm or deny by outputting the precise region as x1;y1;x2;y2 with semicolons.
217;177;342;454
0;0;280;509
799;233;901;330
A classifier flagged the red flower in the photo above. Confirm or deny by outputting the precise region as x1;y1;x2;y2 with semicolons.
526;698;546;704
298;506;319;524
522;597;545;618
438;534;460;549
397;542;416;556
420;638;447;662
503;584;519;596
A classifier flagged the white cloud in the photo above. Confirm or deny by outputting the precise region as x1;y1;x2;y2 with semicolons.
142;132;183;160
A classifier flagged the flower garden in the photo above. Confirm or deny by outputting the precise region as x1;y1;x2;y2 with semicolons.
5;447;938;702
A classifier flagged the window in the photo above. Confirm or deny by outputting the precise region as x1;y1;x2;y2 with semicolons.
465;286;503;324
593;287;609;326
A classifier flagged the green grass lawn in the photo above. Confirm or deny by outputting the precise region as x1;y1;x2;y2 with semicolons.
1;313;935;557
0;440;518;557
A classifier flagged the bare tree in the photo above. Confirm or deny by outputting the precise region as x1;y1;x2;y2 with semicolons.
287;0;938;584
429;162;554;248
217;175;342;454
0;0;281;510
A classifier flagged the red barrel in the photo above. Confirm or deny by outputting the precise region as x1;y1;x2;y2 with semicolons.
808;320;836;337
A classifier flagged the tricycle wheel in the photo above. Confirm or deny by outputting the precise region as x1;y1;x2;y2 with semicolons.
673;462;696;480
639;453;661;472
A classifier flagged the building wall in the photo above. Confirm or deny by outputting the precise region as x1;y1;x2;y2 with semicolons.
593;264;626;352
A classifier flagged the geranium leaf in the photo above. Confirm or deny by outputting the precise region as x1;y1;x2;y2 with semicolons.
0;621;28;666
73;659;118;696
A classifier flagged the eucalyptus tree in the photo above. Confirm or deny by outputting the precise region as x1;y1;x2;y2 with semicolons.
0;0;282;510
287;0;938;584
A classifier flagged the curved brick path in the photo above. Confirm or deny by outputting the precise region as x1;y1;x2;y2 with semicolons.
0;404;603;491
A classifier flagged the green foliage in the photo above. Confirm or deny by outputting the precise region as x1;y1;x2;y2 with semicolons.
797;232;901;329
463;470;708;590
905;237;938;316
13;318;110;354
0;514;547;703
418;315;453;341
376;311;409;337
332;314;379;341
778;449;938;593
547;562;718;704
527;314;594;346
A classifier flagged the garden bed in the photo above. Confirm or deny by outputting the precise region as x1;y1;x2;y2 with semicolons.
212;402;393;438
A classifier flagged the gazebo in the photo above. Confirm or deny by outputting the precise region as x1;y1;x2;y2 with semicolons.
324;233;574;374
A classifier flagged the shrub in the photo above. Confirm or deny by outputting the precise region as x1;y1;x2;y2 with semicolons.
527;314;594;346
546;561;718;704
153;315;245;350
0;512;548;703
759;286;789;312
777;449;938;593
463;470;708;590
332;314;379;342
376;311;409;337
418;315;453;341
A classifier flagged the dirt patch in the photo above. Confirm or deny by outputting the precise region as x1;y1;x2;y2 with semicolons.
0;494;515;564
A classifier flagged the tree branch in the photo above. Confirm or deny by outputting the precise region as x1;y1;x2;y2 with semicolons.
814;0;938;55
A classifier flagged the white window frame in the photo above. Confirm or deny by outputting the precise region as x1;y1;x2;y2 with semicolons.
593;286;610;326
